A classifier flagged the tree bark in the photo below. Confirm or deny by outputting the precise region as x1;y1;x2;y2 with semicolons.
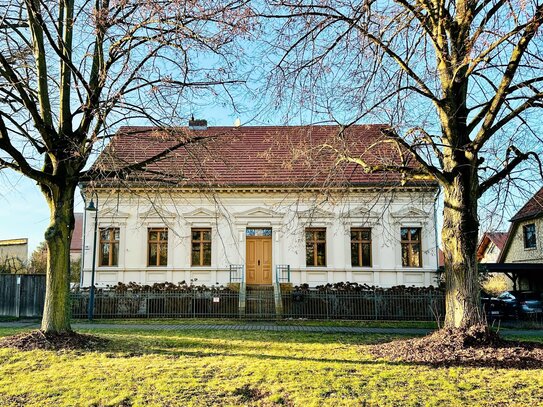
41;183;76;333
442;166;483;328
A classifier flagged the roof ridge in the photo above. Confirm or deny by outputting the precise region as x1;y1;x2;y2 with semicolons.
116;124;389;130
510;186;543;221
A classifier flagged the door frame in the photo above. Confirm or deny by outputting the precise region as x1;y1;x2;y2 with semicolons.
245;227;273;285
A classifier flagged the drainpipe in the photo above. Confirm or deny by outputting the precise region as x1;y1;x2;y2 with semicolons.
433;187;441;285
79;187;87;287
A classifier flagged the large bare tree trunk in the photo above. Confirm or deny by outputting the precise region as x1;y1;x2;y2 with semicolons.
442;166;483;329
41;184;76;333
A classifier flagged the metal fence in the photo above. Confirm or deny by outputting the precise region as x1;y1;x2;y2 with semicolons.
0;274;46;318
70;289;445;320
275;265;291;283
70;290;240;319
229;264;244;283
282;290;445;321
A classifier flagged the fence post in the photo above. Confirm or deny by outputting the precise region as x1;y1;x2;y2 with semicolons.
374;290;378;320
428;291;432;320
325;290;329;320
15;275;21;318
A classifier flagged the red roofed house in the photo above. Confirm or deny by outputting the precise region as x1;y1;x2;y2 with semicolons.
80;123;439;289
477;232;509;264
70;213;84;261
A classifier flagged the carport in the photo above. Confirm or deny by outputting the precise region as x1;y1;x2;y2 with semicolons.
483;263;543;292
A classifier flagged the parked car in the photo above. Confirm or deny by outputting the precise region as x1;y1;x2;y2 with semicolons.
481;291;504;319
496;291;543;319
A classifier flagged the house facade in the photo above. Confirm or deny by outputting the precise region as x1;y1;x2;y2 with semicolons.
81;125;440;288
70;213;84;262
0;238;28;273
500;187;543;264
477;232;508;263
495;187;543;291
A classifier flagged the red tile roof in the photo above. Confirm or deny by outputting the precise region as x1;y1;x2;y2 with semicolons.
487;232;509;250
510;187;543;222
88;125;437;189
476;231;509;261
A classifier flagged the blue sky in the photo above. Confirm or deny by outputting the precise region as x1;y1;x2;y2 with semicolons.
0;172;70;252
0;111;257;254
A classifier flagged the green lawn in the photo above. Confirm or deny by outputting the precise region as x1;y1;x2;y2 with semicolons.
75;318;439;329
0;327;542;406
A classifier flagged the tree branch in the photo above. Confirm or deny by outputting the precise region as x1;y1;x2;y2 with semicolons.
479;146;541;196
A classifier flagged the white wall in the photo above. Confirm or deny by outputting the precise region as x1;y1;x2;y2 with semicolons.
479;242;501;263
81;189;439;288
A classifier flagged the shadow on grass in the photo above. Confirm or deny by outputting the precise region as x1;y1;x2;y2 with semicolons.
96;329;543;370
4;326;543;370
84;336;543;370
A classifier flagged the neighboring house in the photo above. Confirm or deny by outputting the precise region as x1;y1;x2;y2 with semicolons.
81;124;439;288
477;232;509;263
0;238;28;273
495;187;543;290
70;213;83;261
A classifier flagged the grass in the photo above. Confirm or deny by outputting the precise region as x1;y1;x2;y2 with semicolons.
75;318;439;329
1;327;543;406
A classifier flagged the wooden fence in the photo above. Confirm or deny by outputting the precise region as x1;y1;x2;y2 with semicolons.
0;274;46;318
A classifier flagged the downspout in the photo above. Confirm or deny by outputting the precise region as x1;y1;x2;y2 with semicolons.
79;186;87;287
433;187;441;285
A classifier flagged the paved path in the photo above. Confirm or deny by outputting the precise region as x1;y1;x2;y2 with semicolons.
1;320;542;337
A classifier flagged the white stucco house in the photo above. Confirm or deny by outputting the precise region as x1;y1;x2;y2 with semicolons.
80;123;440;288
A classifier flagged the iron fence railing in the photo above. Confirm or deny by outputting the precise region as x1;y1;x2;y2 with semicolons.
70;291;240;319
245;289;276;318
70;289;445;321
275;265;291;283
229;264;244;283
282;290;445;321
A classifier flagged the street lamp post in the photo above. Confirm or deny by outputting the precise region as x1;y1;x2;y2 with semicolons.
86;193;98;321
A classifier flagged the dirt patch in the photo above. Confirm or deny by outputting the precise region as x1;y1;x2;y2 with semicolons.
232;384;270;402
0;330;108;351
370;325;543;369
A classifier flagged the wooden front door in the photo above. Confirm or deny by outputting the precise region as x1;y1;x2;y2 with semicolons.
246;236;272;285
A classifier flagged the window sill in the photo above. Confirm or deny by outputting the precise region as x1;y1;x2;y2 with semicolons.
523;247;537;251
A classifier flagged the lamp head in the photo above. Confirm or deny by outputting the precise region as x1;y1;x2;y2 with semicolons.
86;199;97;211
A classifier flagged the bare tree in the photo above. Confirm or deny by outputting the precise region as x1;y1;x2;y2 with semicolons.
0;0;250;333
258;0;543;329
